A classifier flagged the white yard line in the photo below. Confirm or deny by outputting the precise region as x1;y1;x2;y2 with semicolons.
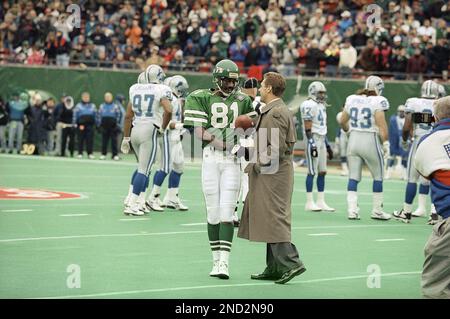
375;238;406;242
1;209;33;212
181;223;207;226
119;218;150;221
35;271;421;299
307;233;338;236
59;214;90;217
0;224;424;244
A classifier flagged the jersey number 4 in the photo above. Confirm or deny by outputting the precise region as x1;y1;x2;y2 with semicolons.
133;94;155;117
350;107;372;129
211;102;239;128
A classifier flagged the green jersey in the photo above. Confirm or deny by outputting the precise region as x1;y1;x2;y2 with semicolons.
184;89;256;147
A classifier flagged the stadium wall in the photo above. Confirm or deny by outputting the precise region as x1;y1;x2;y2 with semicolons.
1;65;448;141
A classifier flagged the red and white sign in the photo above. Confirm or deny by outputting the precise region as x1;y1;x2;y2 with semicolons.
0;188;81;200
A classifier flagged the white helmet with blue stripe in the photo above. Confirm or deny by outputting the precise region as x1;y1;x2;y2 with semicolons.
137;72;147;84
145;64;165;84
308;81;327;103
169;75;189;98
365;75;384;96
421;80;439;99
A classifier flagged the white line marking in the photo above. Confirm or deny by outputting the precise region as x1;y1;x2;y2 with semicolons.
308;233;338;236
0;225;425;243
119;218;150;221
59;214;90;217
375;238;405;242
34;271;421;299
181;223;206;226
1;209;33;212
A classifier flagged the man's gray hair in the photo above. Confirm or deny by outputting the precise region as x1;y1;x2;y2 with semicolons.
434;96;450;121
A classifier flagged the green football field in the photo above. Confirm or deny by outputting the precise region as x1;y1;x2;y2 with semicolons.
0;154;432;299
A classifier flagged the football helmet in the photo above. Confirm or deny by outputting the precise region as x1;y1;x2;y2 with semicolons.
145;64;165;84
365;75;384;96
137;71;147;84
308;81;327;103
421;80;439;99
169;75;189;98
213;59;240;96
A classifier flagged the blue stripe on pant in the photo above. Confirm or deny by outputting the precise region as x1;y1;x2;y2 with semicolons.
145;127;158;177
163;130;170;174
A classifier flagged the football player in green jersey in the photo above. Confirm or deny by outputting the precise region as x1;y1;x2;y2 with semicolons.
184;59;257;279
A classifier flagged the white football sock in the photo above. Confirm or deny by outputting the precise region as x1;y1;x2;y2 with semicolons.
129;193;139;207
220;250;230;264
417;194;427;212
306;192;314;203
212;250;220;262
347;191;358;212
372;192;383;211
403;203;413;213
317;192;325;203
148;185;161;200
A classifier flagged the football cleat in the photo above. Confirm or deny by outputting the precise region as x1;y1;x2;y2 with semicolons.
77;154;83;159
305;202;322;212
217;261;229;279
146;198;164;212
412;208;427;217
138;202;151;214
427;214;439;225
209;260;220;277
317;202;335;212
100;155;106;160
393;210;411;223
233;220;240;227
113;155;120;161
88;154;95;160
348;210;360;220
371;210;391;221
162;196;189;211
124;205;144;216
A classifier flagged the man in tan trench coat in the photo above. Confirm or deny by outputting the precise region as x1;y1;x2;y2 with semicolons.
238;72;306;284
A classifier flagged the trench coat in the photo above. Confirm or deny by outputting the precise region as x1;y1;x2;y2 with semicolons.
237;98;297;243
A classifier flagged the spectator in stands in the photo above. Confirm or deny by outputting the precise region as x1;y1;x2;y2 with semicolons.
26;42;44;65
97;92;121;161
280;40;299;77
373;40;392;71
308;8;326;40
407;48;427;80
358;39;377;72
304;39;324;76
7;92;29;154
211;25;231;59
261;27;278;50
390;47;408;80
338;38;357;78
433;38;450;80
229;36;248;64
54;30;70;67
0;96;8;153
338;11;353;36
324;41;340;77
205;45;223;66
90;24;109;55
73;92;96;159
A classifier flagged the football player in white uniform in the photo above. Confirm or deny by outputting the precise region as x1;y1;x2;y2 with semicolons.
300;81;335;212
121;65;173;216
340;75;391;221
146;75;190;211
393;80;440;223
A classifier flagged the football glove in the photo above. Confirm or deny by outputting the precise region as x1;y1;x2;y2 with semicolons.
308;139;318;158
382;141;390;159
121;137;131;154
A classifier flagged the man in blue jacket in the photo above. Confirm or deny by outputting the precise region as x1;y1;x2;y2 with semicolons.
386;105;408;179
97;92;121;160
7;92;29;154
73;92;97;159
414;96;450;299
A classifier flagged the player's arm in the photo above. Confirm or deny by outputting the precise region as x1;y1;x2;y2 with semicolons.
340;110;350;132
160;97;173;130
375;110;388;142
123;101;134;138
402;112;413;142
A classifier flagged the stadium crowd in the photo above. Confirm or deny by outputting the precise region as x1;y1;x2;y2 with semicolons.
0;0;449;79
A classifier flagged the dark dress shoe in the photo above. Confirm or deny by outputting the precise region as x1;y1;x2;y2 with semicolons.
274;266;306;284
251;272;278;280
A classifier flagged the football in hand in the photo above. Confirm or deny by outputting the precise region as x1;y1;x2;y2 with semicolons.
234;115;254;130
